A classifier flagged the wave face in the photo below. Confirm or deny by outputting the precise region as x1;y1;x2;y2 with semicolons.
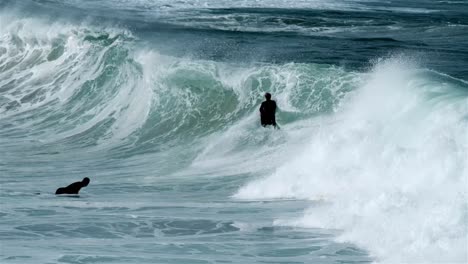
1;1;467;263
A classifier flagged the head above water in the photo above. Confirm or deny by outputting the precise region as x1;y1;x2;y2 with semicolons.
82;177;90;186
264;93;272;100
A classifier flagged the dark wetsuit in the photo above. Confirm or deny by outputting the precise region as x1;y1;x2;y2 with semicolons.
259;100;277;127
55;181;88;195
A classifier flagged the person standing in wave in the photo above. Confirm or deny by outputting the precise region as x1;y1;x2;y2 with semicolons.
259;92;278;128
55;177;90;195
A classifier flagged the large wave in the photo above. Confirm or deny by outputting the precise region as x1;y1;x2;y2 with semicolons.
1;10;467;264
0;14;355;151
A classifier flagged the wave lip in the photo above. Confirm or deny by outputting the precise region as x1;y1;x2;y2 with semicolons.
0;15;153;147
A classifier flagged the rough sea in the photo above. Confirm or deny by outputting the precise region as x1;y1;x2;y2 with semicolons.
0;0;467;263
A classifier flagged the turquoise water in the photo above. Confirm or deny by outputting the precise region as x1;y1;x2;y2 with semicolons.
1;0;467;263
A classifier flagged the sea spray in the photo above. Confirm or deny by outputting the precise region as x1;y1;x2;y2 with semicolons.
235;58;468;263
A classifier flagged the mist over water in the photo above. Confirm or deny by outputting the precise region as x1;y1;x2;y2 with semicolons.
1;0;467;263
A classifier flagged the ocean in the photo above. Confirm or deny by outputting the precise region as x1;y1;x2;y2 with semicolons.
0;0;467;263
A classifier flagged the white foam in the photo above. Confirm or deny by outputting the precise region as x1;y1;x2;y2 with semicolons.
235;58;468;263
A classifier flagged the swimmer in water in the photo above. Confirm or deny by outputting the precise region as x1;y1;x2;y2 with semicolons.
55;177;90;195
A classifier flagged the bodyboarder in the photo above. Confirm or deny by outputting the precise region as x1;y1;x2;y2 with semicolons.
259;92;277;128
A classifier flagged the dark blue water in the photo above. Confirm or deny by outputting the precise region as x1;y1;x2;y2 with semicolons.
3;0;468;78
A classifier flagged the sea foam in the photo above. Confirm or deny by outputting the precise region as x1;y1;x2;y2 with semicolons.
235;58;468;263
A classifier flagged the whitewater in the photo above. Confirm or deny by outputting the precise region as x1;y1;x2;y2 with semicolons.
1;0;467;263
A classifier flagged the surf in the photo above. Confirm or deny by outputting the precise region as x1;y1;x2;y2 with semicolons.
235;58;468;263
1;4;467;264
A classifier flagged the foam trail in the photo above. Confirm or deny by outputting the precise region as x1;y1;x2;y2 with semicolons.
235;58;468;263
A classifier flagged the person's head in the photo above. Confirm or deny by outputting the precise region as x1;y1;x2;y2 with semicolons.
82;177;90;186
264;93;271;100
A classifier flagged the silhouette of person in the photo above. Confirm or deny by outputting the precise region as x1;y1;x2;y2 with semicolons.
55;177;90;195
259;92;277;128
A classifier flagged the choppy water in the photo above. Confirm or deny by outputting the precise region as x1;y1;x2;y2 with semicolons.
0;0;467;263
